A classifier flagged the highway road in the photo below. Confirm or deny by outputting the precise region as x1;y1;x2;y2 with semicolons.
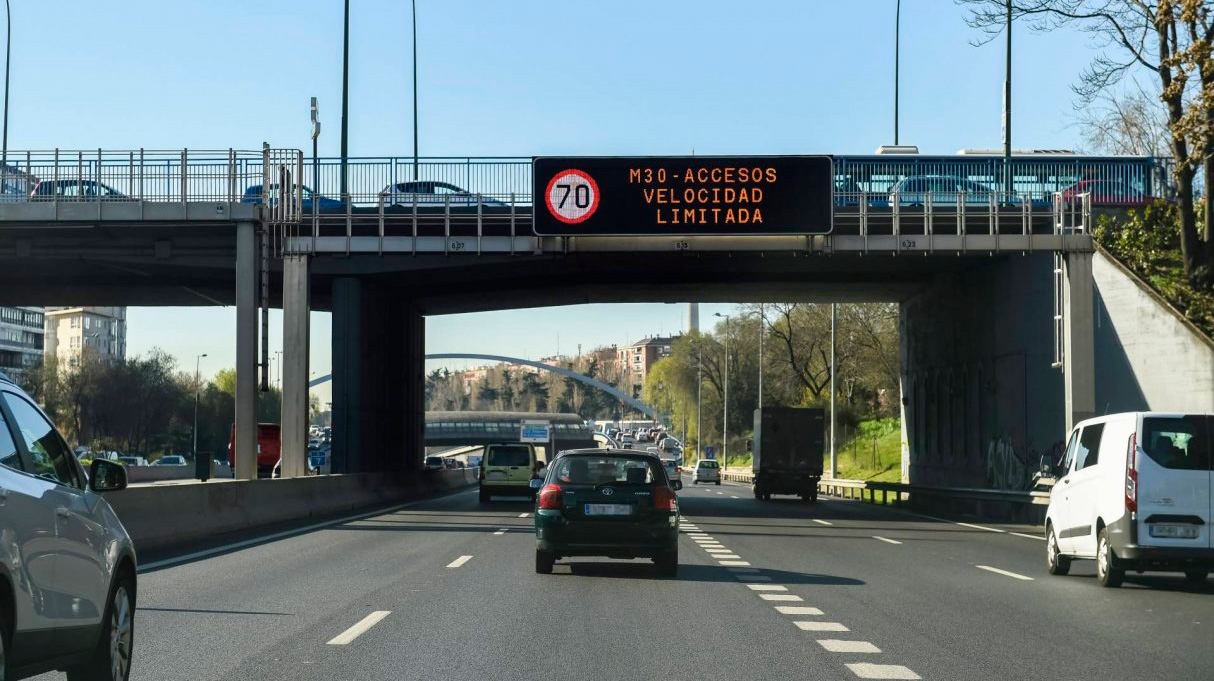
33;478;1214;681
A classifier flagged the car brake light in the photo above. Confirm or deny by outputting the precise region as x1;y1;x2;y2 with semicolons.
654;485;678;511
1125;432;1138;513
538;483;563;510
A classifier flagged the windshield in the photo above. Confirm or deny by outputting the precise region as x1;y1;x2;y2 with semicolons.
698;460;719;469
425;456;443;466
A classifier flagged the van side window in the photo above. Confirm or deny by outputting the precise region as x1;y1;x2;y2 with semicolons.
1075;423;1105;471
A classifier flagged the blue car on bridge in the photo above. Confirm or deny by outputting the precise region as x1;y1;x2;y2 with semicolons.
240;184;344;211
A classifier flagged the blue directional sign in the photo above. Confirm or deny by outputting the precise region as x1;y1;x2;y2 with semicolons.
704;445;715;460
520;420;551;444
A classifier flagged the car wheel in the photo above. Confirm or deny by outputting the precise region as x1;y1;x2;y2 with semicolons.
715;480;721;486
67;570;134;681
478;488;489;504
1046;526;1071;576
535;550;555;574
1095;528;1123;588
654;547;678;578
1184;570;1208;583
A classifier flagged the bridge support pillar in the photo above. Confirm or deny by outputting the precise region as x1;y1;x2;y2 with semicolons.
1063;251;1096;433
234;221;258;480
331;278;424;474
280;254;310;478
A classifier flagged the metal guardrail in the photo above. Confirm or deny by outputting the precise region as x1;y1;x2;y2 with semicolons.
721;467;1050;508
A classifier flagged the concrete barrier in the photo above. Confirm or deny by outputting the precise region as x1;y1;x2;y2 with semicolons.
106;468;480;555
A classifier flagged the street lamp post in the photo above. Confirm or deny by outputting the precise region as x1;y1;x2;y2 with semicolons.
714;312;730;466
2;0;10;170
193;353;208;463
411;0;419;180
894;0;900;145
696;340;702;461
757;303;764;409
340;0;350;203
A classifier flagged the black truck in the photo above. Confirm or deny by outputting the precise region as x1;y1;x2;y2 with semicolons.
751;407;825;502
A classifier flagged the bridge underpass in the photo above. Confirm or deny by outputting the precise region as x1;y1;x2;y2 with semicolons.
0;150;1201;492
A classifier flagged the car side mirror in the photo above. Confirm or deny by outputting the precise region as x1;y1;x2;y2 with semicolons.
529;478;544;490
671;480;683;491
90;459;128;492
1039;455;1055;477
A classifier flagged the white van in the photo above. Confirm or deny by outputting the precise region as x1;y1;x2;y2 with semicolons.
1044;412;1212;587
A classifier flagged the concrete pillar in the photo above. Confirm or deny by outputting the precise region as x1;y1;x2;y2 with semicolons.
280;254;310;478
1063;251;1096;433
331;278;419;474
234;221;258;480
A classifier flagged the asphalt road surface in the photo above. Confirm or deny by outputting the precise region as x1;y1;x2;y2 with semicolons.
32;478;1214;681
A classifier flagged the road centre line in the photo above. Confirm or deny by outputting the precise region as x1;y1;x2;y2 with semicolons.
326;611;391;645
845;663;922;679
975;565;1034;581
873;536;902;545
138;487;476;572
446;555;473;569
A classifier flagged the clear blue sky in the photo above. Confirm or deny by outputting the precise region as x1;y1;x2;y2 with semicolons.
12;0;1107;402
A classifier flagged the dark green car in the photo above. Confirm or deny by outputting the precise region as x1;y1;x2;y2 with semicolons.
532;449;682;576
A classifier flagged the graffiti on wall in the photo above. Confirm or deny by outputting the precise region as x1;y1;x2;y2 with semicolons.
985;437;1028;491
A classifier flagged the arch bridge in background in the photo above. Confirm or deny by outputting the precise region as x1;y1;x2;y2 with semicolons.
308;352;656;418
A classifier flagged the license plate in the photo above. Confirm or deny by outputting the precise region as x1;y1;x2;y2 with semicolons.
1148;524;1200;539
486;470;507;480
585;504;632;516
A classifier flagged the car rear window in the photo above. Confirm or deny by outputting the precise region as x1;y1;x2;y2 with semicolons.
549;456;661;485
487;445;531;467
698;460;719;469
1142;416;1212;471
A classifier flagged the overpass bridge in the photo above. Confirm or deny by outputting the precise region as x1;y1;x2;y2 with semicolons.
0;148;1194;491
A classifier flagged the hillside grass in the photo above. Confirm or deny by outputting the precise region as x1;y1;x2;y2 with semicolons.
721;418;903;483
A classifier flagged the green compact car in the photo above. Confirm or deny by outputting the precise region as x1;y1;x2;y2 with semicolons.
532;449;682;576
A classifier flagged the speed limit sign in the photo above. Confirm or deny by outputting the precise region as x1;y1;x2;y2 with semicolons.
544;169;600;225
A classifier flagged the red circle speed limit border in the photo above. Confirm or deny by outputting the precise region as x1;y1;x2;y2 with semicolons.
544;169;600;225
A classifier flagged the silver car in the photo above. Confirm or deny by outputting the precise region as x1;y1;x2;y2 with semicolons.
0;373;137;680
692;459;722;485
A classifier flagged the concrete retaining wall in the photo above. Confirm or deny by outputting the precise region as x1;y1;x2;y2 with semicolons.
107;468;479;555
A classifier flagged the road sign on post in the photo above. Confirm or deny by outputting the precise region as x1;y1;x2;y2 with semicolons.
704;445;715;460
532;156;833;236
520;420;551;444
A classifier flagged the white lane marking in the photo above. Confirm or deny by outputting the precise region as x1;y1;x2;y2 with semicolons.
716;492;725;495
715;555;743;561
776;606;823;615
746;584;788;591
687;533;709;537
446;555;473;569
518;513;531;518
326;611;391;645
696;541;724;546
727;566;760;573
812;519;833;526
976;565;1034;581
730;495;739;499
493;528;507;535
138;487;476;572
795;621;849;632
872;536;902;545
736;575;772;582
818;639;881;653
759;594;803;602
845;663;922;680
1012;532;1047;541
719;560;752;566
955;521;1006;534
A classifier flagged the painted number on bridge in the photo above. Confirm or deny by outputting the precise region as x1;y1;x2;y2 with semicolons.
544;169;600;225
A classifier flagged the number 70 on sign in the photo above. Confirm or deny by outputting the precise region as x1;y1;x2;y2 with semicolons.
544;169;600;225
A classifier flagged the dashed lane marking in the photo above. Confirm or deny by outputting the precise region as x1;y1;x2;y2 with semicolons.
715;554;743;560
872;536;903;545
446;555;473;569
812;519;833;526
736;575;772;582
493;528;507;535
759;594;803;602
844;663;921;680
795;621;849;632
518;513;531;518
719;560;752;566
817;640;881;654
730;495;739;499
775;606;823;615
1011;532;1046;541
326;611;391;645
976;565;1034;581
745;584;788;591
955;521;1005;534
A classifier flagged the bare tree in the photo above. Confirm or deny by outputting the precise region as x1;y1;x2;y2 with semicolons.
959;0;1214;286
1079;80;1172;155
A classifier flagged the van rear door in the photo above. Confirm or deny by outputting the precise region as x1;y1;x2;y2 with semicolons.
484;443;534;488
1137;415;1213;550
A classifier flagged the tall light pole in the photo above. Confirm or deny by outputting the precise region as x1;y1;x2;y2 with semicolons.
340;0;350;203
411;0;419;180
894;0;900;145
696;339;702;461
715;312;730;465
2;0;10;170
193;353;207;463
829;305;837;478
1003;0;1012;195
757;303;764;409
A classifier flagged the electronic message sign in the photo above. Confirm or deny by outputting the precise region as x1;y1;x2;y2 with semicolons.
532;155;833;236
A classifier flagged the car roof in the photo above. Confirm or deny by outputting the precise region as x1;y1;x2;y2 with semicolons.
557;447;659;459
